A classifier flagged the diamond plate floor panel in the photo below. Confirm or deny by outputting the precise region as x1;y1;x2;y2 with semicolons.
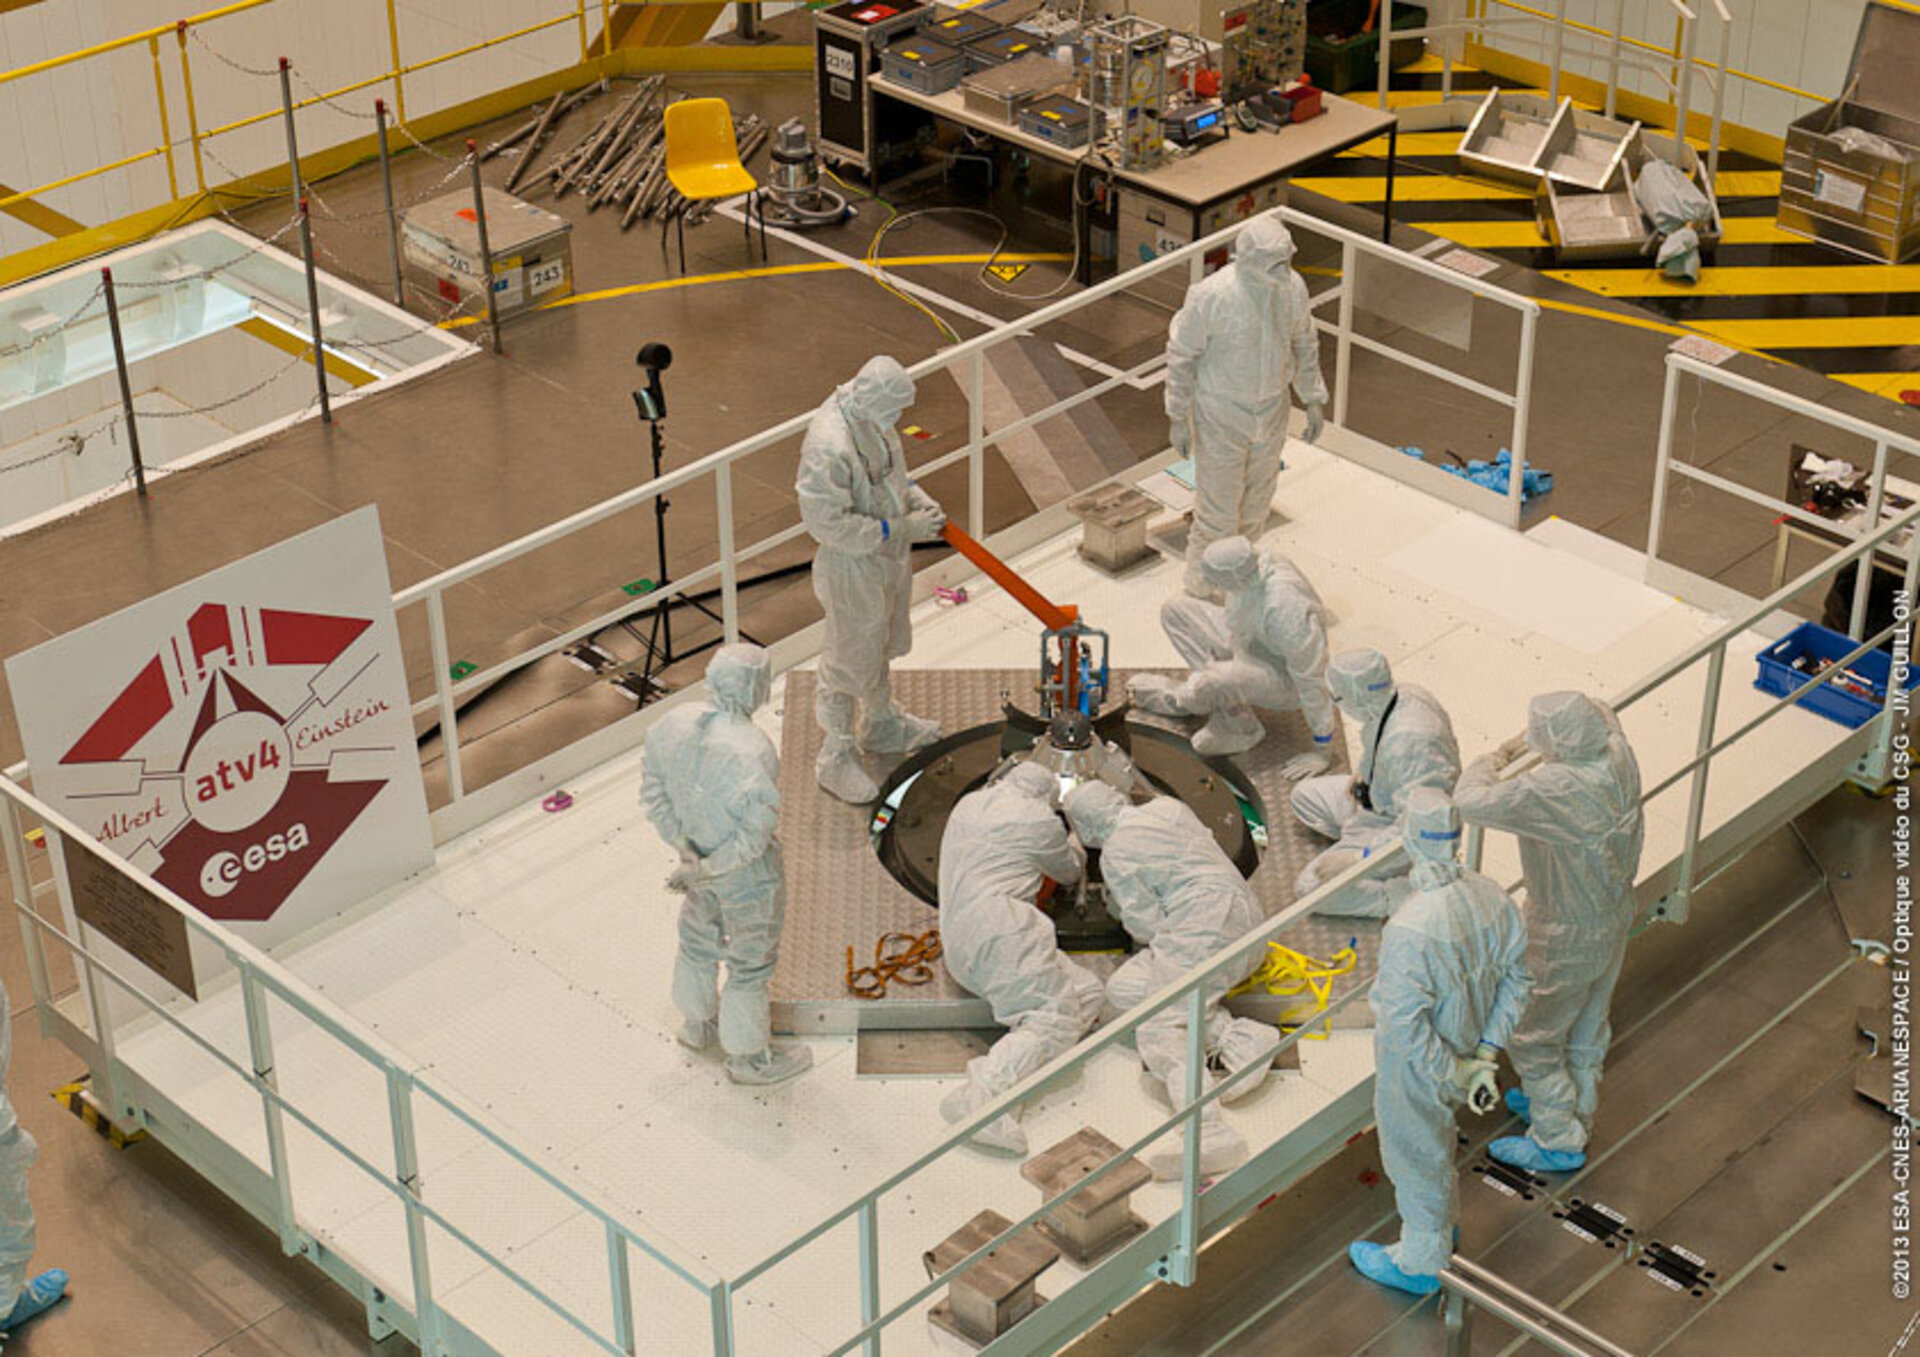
773;667;1380;1033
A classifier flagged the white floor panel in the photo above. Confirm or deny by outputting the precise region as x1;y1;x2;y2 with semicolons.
105;441;1868;1356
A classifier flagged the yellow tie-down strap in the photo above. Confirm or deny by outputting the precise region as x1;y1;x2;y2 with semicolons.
1228;941;1358;1039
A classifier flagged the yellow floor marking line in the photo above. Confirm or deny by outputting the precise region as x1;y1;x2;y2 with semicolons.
1833;372;1920;401
1292;175;1531;203
1547;262;1920;298
1691;315;1920;351
442;252;1073;326
1411;217;1800;250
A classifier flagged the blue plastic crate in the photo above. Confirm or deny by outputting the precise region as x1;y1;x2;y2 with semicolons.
1753;621;1911;729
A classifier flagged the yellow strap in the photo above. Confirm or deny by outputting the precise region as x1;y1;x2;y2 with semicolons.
1229;941;1358;1006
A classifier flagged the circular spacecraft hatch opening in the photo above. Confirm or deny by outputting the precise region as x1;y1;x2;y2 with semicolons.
869;710;1267;949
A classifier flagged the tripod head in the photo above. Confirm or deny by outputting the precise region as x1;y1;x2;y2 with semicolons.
633;342;672;423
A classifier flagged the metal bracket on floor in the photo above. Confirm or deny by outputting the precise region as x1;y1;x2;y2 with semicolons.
1472;1156;1545;1203
1151;1246;1196;1286
1637;1240;1716;1298
51;1076;146;1149
1652;889;1691;926
365;1284;401;1342
1554;1198;1633;1251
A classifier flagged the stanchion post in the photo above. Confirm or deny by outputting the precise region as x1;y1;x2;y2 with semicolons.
100;267;148;499
467;139;502;355
376;98;405;307
279;57;332;423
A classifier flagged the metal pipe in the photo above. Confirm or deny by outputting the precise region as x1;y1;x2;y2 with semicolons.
426;592;466;802
716;463;740;644
149;35;179;199
1445;1256;1640;1356
1378;0;1394;112
857;1201;880;1357
968;349;986;539
1334;240;1357;428
1851;440;1891;642
466;140;502;354
385;0;406;124
240;968;300;1255
100;268;148;498
1644;360;1683;573
1507;308;1539;530
1707;5;1730;184
386;1070;445;1356
606;1222;636;1355
375;99;404;307
279;59;332;423
1673;8;1698;166
1439;1271;1633;1357
175;23;208;195
939;525;1076;630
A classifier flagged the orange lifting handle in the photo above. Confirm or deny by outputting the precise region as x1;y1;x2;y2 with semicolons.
940;524;1078;632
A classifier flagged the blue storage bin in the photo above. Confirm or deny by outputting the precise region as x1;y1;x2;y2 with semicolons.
1753;621;1912;729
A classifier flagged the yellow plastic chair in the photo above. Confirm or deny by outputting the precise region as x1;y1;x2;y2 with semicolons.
663;97;765;274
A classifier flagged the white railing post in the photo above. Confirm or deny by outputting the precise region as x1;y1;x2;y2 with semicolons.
1605;0;1627;117
425;592;464;803
1171;985;1206;1286
1548;0;1568;103
967;349;986;540
716;463;740;644
1378;0;1395;112
1668;643;1726;926
1464;821;1486;871
240;967;301;1257
1506;307;1539;530
42;833;121;1113
1673;9;1698;167
0;798;52;1015
1868;527;1920;783
858;1198;881;1356
1334;240;1357;431
1850;440;1891;641
386;1069;445;1356
1646;359;1683;571
1707;6;1731;184
606;1222;636;1355
710;1281;737;1357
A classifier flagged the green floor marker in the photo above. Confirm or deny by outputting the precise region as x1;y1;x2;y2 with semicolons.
450;661;476;680
622;578;657;597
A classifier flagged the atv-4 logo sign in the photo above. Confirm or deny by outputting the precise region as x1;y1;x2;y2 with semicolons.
53;602;395;921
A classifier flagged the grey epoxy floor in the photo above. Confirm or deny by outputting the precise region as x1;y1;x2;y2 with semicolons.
1;64;1916;1357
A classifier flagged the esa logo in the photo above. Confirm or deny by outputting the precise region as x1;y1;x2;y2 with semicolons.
198;824;312;899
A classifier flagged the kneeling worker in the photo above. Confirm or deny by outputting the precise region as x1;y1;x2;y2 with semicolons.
797;355;948;804
1350;789;1531;1297
641;645;812;1086
1128;535;1337;766
1292;648;1460;918
1064;782;1281;1181
938;763;1105;1156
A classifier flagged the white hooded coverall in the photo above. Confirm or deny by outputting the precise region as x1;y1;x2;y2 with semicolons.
1294;649;1461;917
640;646;787;1062
1066;784;1280;1180
0;983;36;1314
796;355;945;798
1135;536;1337;760
1165;214;1330;595
1370;791;1531;1277
1453;693;1645;1155
938;763;1104;1150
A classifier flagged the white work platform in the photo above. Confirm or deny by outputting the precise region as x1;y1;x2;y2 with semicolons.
103;440;1859;1355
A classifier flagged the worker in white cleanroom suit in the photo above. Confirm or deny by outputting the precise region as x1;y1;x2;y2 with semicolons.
1165;214;1329;599
1349;789;1531;1297
1454;692;1644;1173
796;355;948;804
1127;536;1337;765
0;982;67;1335
1064;783;1281;1182
1292;648;1460;919
641;645;812;1087
938;763;1105;1156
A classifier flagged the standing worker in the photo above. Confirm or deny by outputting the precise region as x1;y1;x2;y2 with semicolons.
797;355;949;803
1064;783;1281;1181
1454;692;1644;1173
1165;214;1329;599
1349;789;1531;1297
1127;535;1338;765
0;981;68;1335
641;645;813;1087
938;763;1105;1156
1293;648;1460;918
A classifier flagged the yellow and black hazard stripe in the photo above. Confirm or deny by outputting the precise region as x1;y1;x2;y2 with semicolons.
1300;60;1920;406
53;1077;145;1149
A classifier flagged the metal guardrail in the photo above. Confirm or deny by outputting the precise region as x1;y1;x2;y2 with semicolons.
3;209;1916;1353
1441;1255;1639;1357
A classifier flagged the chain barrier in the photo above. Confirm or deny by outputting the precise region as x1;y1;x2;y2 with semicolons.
10;281;107;352
137;350;311;419
188;26;283;79
0;414;123;479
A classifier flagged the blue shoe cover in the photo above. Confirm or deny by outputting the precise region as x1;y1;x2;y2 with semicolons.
1505;1087;1531;1122
1349;1241;1441;1296
5;1269;67;1328
1489;1135;1584;1173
